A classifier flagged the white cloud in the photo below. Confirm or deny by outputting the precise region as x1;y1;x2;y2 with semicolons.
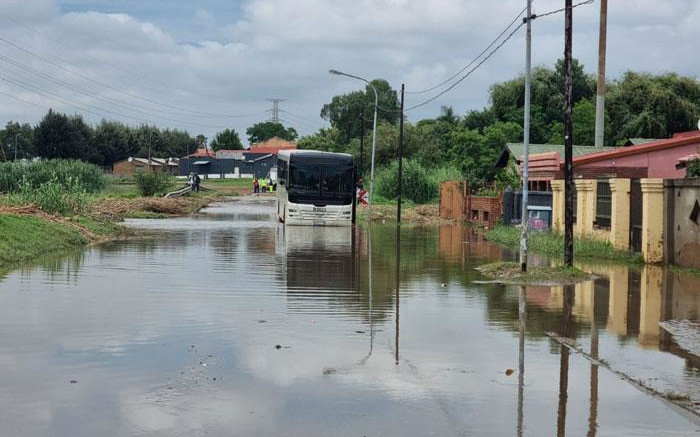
0;0;697;140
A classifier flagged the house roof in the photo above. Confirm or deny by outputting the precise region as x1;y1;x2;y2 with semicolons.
120;157;179;166
573;131;700;166
505;143;616;162
623;138;658;146
187;148;216;158
248;137;297;154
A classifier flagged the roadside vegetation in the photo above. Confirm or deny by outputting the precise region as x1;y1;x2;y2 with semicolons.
475;261;591;285
0;160;255;267
485;226;643;264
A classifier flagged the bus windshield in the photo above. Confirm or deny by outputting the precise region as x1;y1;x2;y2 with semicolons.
289;164;353;205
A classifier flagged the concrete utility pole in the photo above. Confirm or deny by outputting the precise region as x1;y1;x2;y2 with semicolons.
564;0;574;267
594;0;608;147
519;0;533;272
359;110;365;177
268;99;285;123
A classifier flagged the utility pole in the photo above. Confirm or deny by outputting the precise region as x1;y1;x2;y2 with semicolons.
564;0;574;267
397;84;405;224
13;133;19;160
268;98;285;123
594;0;608;147
519;0;533;272
359;110;365;178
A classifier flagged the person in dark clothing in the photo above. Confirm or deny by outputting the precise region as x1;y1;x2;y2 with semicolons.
193;173;201;192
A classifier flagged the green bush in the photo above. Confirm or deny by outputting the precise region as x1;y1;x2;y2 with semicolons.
375;160;460;204
4;176;90;215
0;159;105;193
133;171;173;197
687;159;700;178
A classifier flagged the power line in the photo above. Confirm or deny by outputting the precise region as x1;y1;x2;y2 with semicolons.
0;33;266;119
0;10;237;106
385;0;596;114
0;54;266;126
406;3;529;95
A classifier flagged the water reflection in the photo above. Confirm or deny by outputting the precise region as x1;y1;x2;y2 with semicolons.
0;199;697;436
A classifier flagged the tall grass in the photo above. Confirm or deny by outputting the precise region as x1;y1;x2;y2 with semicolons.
0;160;105;193
4;176;90;215
485;226;643;263
375;160;462;203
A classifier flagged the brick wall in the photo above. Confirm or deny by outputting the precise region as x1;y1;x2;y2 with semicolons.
467;195;502;228
439;180;502;227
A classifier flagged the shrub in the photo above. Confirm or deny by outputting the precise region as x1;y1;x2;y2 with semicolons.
133;171;173;197
687;159;700;178
4;176;90;215
375;159;454;204
0;159;105;193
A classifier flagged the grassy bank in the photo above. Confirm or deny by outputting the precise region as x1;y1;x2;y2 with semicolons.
485;226;643;263
476;261;592;285
0;214;122;267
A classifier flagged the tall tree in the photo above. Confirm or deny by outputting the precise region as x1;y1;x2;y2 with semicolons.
92;120;133;167
246;121;298;144
320;79;400;143
210;128;243;150
0;121;35;160
34;109;92;160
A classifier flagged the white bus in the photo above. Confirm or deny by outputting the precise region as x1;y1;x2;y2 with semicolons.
276;150;355;226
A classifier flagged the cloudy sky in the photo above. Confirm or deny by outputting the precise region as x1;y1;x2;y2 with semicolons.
0;0;698;144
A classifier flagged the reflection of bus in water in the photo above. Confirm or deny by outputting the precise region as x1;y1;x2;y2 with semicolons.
276;150;355;226
276;225;356;291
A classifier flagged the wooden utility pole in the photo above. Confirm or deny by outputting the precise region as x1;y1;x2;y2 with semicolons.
520;0;533;272
564;0;574;267
397;84;405;224
594;0;608;147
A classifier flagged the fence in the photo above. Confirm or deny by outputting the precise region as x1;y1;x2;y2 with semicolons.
503;188;553;229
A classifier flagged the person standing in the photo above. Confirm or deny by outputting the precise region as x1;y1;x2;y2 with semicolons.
253;178;259;194
193;173;201;193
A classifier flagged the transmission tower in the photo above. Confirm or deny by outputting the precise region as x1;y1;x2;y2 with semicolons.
267;98;286;123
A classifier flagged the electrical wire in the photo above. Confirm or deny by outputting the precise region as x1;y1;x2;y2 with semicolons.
406;3;529;95
0;33;267;119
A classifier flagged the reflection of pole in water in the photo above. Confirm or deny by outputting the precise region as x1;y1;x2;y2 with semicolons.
368;224;374;360
395;224;400;365
557;284;575;437
588;283;599;437
517;285;526;437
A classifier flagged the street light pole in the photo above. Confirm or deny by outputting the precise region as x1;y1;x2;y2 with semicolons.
14;133;20;161
329;69;379;220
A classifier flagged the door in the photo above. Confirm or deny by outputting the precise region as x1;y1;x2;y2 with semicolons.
629;179;642;253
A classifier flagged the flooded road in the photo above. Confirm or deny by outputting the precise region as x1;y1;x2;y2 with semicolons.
0;198;698;436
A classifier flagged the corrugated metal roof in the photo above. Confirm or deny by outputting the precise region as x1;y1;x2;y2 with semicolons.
505;143;616;161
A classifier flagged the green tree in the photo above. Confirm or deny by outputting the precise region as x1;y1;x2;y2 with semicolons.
34;110;92;161
195;134;207;148
92;120;133;167
246;121;298;144
0;121;35;160
607;72;700;144
320;79;400;143
297;127;342;152
210;128;243;151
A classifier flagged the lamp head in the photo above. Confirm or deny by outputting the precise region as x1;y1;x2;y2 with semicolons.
328;69;342;75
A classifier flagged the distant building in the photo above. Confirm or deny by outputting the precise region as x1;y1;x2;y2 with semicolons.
179;137;297;179
112;157;179;177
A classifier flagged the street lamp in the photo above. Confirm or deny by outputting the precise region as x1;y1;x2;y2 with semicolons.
329;69;378;219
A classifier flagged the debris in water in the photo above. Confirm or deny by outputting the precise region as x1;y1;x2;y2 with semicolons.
275;344;282;349
441;283;447;287
69;380;77;384
505;368;515;376
356;330;366;334
258;320;267;323
323;367;337;375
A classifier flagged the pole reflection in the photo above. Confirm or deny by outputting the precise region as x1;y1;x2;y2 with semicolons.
588;282;599;437
556;284;575;437
395;224;400;365
517;285;526;437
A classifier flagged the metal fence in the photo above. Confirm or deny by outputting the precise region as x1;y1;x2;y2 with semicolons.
503;188;553;227
595;180;611;228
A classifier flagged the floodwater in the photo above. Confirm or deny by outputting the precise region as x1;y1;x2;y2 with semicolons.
0;198;698;436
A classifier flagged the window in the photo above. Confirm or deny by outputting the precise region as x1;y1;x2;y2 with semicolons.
595;180;611;228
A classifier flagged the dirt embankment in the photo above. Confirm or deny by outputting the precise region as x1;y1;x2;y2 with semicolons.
0;204;106;242
359;204;453;224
